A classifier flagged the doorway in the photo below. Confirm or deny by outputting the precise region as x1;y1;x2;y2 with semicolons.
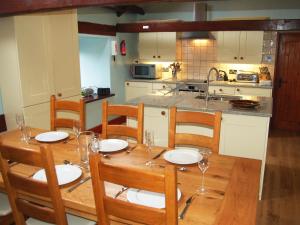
272;33;300;131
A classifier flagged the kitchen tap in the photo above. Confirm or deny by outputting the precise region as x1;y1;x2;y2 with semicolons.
206;67;220;102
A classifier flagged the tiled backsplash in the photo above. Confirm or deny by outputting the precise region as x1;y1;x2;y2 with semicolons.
175;31;277;81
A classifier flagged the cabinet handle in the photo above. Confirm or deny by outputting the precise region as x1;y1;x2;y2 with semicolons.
153;56;156;58
219;89;223;92
162;85;166;89
57;93;62;97
161;111;166;116
126;82;130;86
234;56;237;60
158;55;161;58
236;88;240;92
240;57;244;60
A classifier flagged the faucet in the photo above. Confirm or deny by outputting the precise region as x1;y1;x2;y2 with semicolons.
206;67;220;101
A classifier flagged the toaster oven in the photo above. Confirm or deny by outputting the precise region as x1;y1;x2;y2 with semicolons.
130;64;161;79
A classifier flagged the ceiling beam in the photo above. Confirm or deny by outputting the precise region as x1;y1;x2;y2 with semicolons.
78;22;116;36
0;0;192;16
116;20;300;32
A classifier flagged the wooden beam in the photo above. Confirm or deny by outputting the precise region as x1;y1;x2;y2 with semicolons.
78;22;116;36
116;19;300;32
0;0;191;16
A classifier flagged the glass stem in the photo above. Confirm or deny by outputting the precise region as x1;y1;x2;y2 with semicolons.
201;172;205;191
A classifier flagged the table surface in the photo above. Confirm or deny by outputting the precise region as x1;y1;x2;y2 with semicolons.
0;129;261;225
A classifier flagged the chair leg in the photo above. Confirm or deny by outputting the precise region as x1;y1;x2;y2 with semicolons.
0;212;15;225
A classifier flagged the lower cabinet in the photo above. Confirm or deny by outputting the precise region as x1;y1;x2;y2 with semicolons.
125;81;153;101
209;85;272;97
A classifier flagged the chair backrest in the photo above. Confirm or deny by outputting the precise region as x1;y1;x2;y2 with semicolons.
50;95;85;131
0;142;68;225
89;153;178;225
101;100;144;144
168;107;222;153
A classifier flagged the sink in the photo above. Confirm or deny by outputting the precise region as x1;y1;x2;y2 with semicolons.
195;95;242;101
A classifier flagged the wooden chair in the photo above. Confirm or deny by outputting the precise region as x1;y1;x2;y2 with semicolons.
89;152;178;225
101;100;144;144
50;95;85;131
0;142;95;225
168;106;222;153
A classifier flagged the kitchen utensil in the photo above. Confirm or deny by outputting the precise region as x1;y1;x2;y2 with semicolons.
163;148;202;165
67;176;91;193
33;165;82;186
229;100;260;109
35;131;69;142
114;187;129;198
152;149;167;160
127;188;181;209
98;139;128;152
179;194;196;219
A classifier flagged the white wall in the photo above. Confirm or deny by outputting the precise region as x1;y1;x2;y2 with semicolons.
79;35;111;89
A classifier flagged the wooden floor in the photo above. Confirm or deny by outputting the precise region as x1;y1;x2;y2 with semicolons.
257;129;300;225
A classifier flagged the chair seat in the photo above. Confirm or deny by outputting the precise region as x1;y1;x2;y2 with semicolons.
0;192;11;216
26;214;96;225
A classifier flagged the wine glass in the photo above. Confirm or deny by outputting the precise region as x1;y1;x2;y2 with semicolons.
145;130;154;167
198;149;212;194
15;112;25;141
73;120;81;151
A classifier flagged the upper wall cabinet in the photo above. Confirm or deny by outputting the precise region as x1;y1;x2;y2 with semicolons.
138;32;176;61
216;31;264;64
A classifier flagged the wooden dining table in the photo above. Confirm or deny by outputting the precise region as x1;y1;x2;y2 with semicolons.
0;128;261;225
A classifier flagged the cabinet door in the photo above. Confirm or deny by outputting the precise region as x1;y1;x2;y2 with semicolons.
156;32;176;61
216;31;240;63
239;31;263;64
138;32;157;60
235;87;272;97
47;10;81;99
125;82;153;101
15;15;54;107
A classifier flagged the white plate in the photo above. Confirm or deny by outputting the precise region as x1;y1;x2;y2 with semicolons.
32;165;82;186
163;148;202;165
127;188;181;209
35;131;69;142
99;139;129;152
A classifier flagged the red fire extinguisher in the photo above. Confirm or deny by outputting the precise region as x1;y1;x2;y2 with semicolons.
120;40;126;56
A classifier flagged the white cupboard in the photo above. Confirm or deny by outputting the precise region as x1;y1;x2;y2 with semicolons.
138;32;176;61
216;31;263;64
209;85;272;97
0;9;81;130
125;81;153;101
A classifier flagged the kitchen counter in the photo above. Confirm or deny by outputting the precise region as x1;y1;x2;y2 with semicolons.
126;78;273;89
127;92;272;117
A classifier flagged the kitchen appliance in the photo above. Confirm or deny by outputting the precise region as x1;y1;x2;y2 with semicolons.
131;64;161;79
97;88;110;96
178;80;208;94
236;72;259;83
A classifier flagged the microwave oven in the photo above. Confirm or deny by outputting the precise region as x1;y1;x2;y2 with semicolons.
131;64;161;79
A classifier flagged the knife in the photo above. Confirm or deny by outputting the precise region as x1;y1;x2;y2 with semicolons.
67;176;91;193
152;149;167;160
178;194;195;219
114;186;129;198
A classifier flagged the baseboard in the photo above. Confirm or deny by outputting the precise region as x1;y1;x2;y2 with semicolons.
0;114;7;133
88;116;126;134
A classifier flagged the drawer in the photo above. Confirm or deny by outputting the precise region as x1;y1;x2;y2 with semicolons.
125;81;152;88
209;86;235;95
235;87;272;97
152;83;176;90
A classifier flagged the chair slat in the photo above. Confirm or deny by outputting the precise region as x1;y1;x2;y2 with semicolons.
100;163;165;192
102;100;144;144
175;133;213;149
16;199;56;224
176;111;215;127
106;125;137;140
55;118;75;129
105;197;165;224
56;101;81;111
7;173;50;197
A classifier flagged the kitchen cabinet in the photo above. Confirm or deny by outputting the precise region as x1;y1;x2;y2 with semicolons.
209;85;272;97
152;82;176;92
125;81;153;101
127;107;169;147
0;9;81;130
138;32;176;61
216;31;263;64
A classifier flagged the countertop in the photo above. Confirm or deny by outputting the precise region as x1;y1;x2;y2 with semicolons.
127;92;272;117
126;78;273;89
